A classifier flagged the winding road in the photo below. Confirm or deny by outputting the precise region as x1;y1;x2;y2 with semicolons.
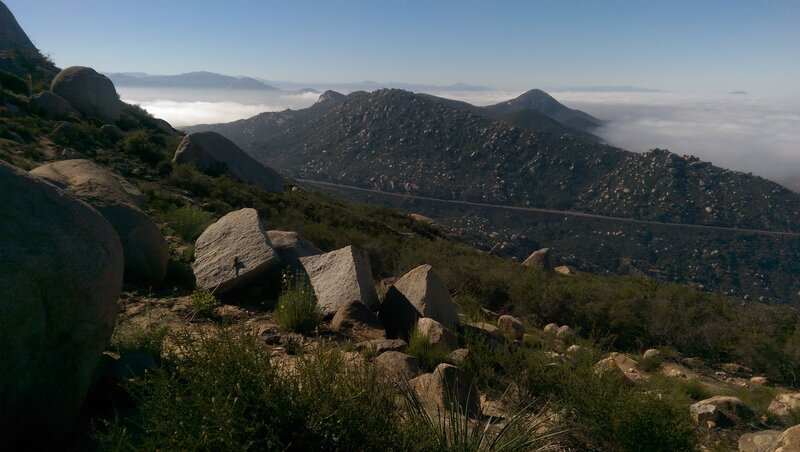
298;178;800;239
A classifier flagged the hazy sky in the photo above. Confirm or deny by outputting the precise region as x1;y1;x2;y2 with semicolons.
6;0;800;95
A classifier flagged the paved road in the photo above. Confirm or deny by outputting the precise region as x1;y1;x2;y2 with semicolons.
298;178;800;238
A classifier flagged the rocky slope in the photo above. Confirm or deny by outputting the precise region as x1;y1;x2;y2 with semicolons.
191;88;800;234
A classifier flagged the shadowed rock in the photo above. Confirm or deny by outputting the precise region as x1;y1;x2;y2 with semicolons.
375;351;420;383
690;396;755;428
416;317;458;352
331;299;385;340
408;363;480;417
29;91;72;118
174;131;283;193
378;286;420;340
51;66;120;122
0;161;123;442
30;159;167;284
267;230;322;272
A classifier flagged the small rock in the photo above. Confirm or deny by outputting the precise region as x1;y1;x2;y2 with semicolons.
768;393;800;425
464;322;505;343
355;338;407;355
556;325;573;340
554;266;572;276
543;323;559;336
738;430;781;452
689;396;755;428
643;349;661;359
447;348;470;366
497;315;525;340
374;351;420;383
416;318;458;352
331;299;385;340
522;247;553;271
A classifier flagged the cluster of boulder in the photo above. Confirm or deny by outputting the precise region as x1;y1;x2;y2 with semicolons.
29;66;120;121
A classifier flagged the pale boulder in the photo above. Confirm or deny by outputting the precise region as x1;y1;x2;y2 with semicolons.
193;208;280;294
299;245;377;317
393;264;460;327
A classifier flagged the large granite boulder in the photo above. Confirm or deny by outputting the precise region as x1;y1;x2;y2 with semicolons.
690;396;755;428
0;161;123;441
193;208;280;294
173;132;283;193
299;245;377;317
378;286;421;340
393;264;460;327
51;66;120;122
267;230;322;272
29;91;72;118
408;363;480;417
30;159;167;284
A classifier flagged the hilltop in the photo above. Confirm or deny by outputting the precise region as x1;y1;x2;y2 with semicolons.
189;88;800;302
106;71;281;91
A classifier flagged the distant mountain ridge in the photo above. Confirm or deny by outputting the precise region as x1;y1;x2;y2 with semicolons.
188;88;800;234
106;71;281;91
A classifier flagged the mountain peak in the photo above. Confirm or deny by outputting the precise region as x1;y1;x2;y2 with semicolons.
317;90;345;104
0;1;37;55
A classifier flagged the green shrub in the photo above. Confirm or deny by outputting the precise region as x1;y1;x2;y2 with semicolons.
164;204;212;241
0;70;29;95
191;288;219;318
274;274;320;334
638;355;663;373
407;326;449;372
123;131;166;165
404;390;564;452
94;328;412;451
110;320;170;358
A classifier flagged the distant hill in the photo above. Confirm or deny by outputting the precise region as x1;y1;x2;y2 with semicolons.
0;0;58;87
106;71;281;91
418;90;602;139
189;88;800;233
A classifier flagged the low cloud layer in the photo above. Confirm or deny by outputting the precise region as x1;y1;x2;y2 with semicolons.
442;90;800;188
119;87;319;127
122;86;800;189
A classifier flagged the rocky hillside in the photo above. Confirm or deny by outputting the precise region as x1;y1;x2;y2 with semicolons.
191;88;800;234
4;4;800;450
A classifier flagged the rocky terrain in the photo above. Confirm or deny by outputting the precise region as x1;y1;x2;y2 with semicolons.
190;88;800;303
4;2;800;451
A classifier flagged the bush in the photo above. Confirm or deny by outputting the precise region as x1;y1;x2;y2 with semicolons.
94;328;413;451
191;288;219;318
123;131;166;165
0;70;29;95
274;274;320;334
164;204;212;241
407;326;449;372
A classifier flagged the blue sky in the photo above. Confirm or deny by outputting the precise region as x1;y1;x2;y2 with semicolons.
7;0;799;94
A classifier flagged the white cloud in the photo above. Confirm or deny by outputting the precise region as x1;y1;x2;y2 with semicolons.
119;87;321;127
440;89;800;187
